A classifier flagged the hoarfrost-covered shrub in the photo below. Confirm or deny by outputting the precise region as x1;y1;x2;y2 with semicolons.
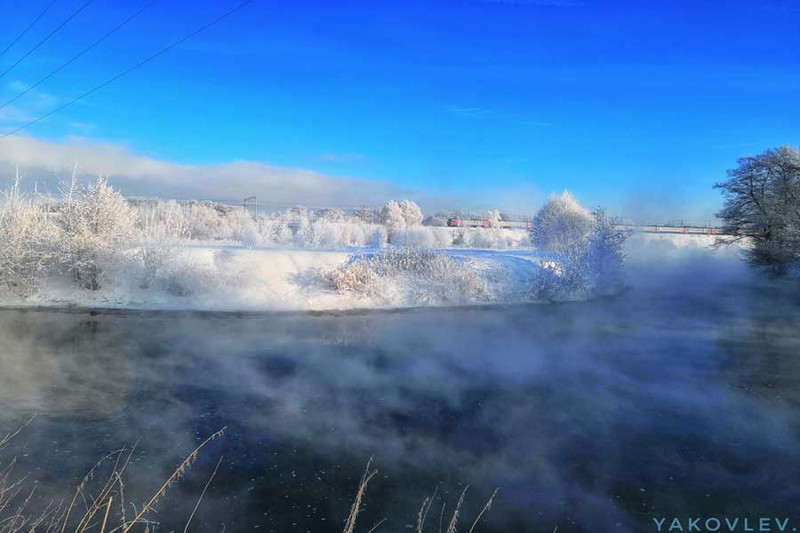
310;220;378;248
583;208;629;293
460;228;530;249
0;178;59;297
58;177;138;290
532;190;593;253
390;226;453;247
399;200;423;227
322;247;490;304
381;200;407;229
532;208;630;300
369;226;388;248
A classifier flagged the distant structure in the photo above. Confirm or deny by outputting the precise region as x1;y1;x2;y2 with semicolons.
446;216;734;235
243;196;257;218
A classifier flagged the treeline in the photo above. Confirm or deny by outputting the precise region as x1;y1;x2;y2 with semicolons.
0;170;628;302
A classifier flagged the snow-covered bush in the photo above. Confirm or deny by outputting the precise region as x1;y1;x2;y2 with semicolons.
381;200;407;230
460;227;530;249
0;177;59;297
583;208;630;293
380;199;424;230
58;177;138;290
322;247;490;304
399;200;423;227
369;226;388;248
390;226;453;248
532;190;593;253
310;219;374;248
532;208;630;300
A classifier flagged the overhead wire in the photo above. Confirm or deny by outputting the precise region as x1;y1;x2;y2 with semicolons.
0;0;60;60
0;0;255;140
0;0;97;80
0;0;159;113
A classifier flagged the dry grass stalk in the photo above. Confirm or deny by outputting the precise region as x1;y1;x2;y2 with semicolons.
182;456;223;533
416;486;438;533
122;427;226;533
66;448;131;533
100;498;113;533
342;458;378;533
445;486;468;533
365;517;387;533
467;489;499;533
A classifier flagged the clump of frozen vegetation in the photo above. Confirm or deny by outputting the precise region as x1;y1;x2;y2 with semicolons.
531;191;593;254
528;192;630;301
0;173;59;297
323;247;492;305
58;175;139;290
0;172;628;307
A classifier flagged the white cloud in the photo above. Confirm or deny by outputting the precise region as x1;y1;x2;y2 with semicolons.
0;135;407;208
0;105;34;124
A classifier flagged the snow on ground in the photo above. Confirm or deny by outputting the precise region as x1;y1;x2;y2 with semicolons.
0;234;748;312
0;245;547;312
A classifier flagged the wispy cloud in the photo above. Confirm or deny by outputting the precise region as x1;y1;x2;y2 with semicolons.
0;105;35;124
5;80;60;109
0;136;405;208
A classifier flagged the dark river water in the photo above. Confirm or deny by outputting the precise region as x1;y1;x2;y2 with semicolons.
1;268;800;532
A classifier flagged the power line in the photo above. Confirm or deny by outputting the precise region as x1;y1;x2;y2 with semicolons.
0;0;60;61
0;0;254;141
0;0;159;113
0;0;97;81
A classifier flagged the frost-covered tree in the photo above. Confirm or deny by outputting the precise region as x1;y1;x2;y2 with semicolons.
715;146;800;272
532;200;630;300
316;208;345;222
354;205;381;224
58;176;138;290
399;200;423;227
532;191;593;253
583;208;630;292
381;200;407;229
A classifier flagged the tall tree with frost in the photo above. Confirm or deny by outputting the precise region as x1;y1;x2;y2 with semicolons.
381;200;407;229
532;190;593;253
715;146;800;271
399;200;424;227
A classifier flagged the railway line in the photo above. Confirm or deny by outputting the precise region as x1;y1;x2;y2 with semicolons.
446;218;735;235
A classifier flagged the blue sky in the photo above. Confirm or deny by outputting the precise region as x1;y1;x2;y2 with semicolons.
0;0;799;221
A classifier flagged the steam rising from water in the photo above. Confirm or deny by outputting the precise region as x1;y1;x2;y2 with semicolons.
1;238;799;532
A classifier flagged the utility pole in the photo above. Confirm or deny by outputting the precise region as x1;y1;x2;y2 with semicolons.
243;196;257;219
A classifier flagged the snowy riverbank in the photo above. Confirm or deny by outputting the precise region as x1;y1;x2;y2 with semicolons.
0;246;545;312
0;234;748;312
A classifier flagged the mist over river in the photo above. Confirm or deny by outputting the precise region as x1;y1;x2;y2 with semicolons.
2;240;800;532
